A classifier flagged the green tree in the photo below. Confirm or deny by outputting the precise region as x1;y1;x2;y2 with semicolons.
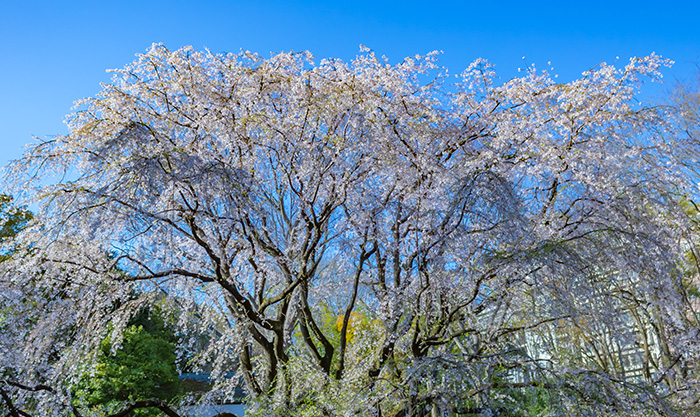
0;194;34;415
72;307;181;416
0;194;32;261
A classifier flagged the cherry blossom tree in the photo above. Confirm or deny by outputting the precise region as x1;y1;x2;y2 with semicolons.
2;44;698;416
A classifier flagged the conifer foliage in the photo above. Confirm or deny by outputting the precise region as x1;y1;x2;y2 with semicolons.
72;308;181;417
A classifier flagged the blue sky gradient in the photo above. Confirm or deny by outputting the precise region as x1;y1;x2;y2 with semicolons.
2;0;699;170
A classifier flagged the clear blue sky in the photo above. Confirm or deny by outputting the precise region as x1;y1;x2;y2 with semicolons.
2;0;699;171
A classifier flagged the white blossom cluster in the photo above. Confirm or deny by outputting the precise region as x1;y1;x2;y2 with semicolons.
1;45;698;416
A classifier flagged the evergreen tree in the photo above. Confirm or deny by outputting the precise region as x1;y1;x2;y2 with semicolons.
73;307;181;417
0;194;32;261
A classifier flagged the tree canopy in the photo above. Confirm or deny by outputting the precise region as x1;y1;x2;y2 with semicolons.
0;194;32;262
1;45;699;416
72;307;181;417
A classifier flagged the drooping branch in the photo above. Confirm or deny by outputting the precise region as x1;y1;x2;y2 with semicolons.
0;380;54;393
0;386;28;417
103;399;182;417
335;240;376;379
0;380;82;417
